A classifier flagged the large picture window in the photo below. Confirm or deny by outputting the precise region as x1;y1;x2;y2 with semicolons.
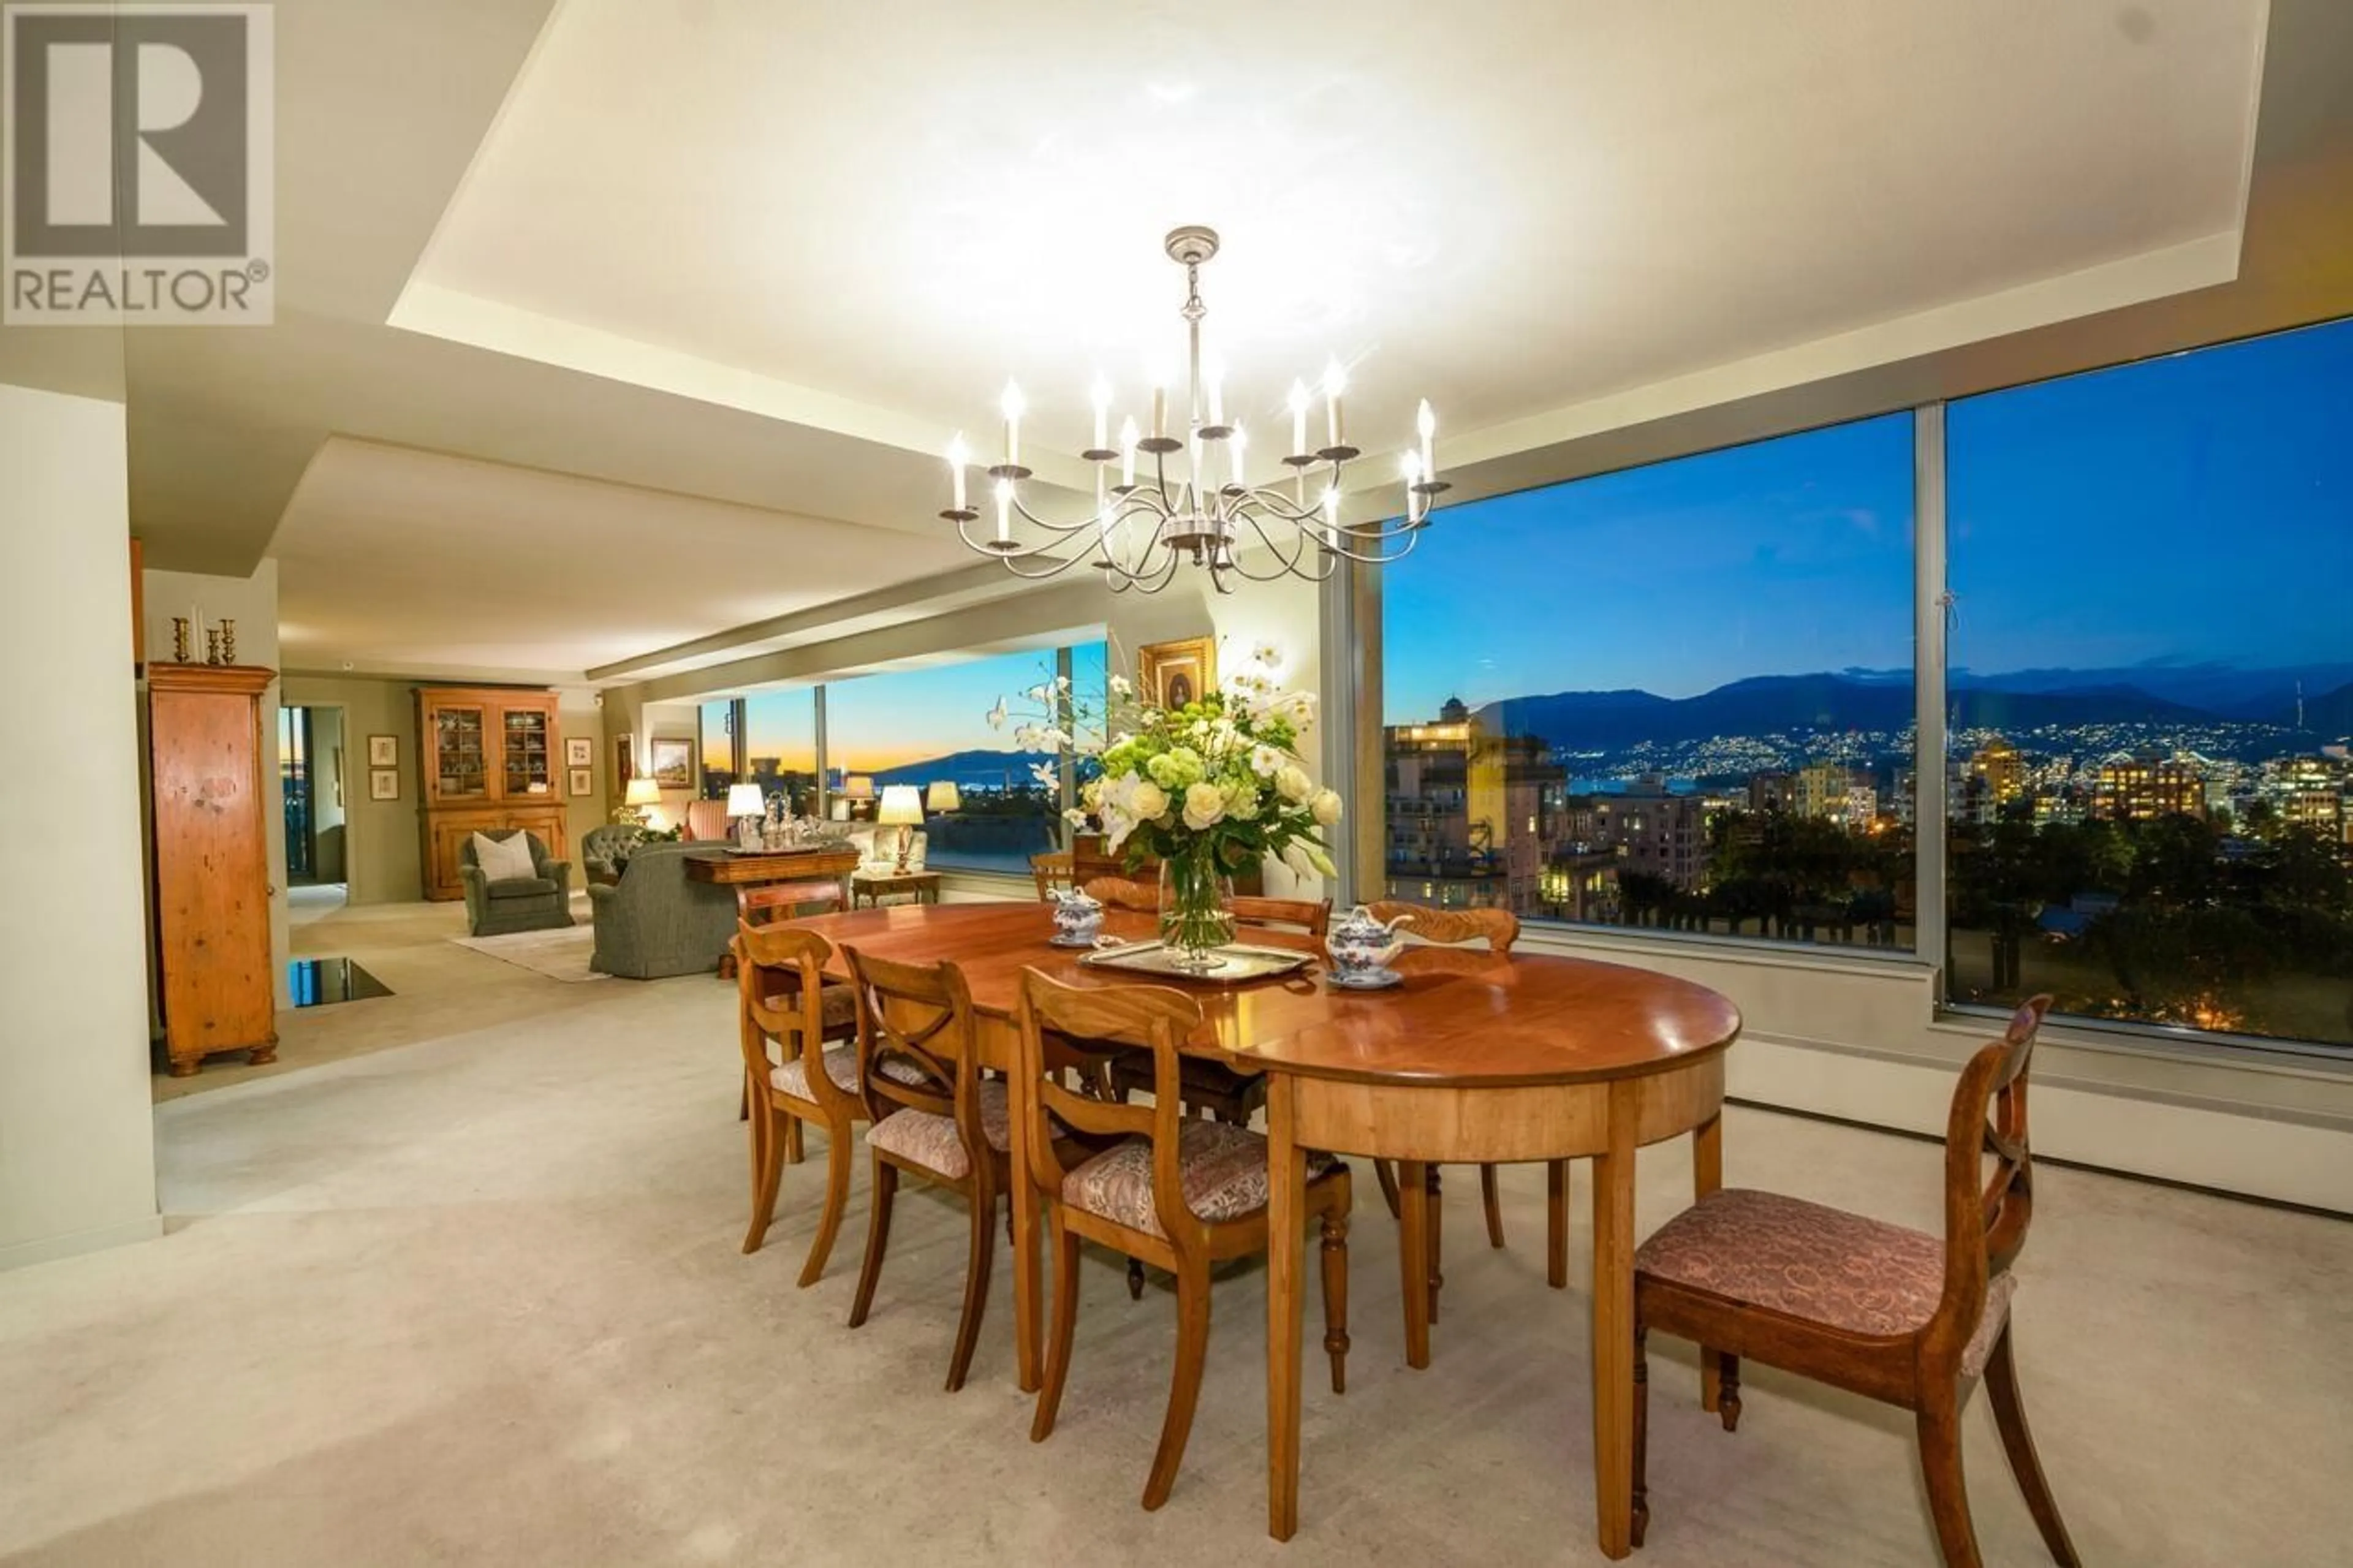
740;687;819;816
1945;319;2353;1047
825;643;1102;874
1382;412;1917;949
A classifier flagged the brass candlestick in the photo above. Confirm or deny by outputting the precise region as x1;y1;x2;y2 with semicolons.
205;627;224;665
218;618;237;665
170;618;192;663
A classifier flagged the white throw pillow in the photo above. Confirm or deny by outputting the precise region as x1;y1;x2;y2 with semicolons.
472;831;538;883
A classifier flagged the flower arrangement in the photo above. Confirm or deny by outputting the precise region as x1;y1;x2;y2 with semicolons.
996;642;1341;965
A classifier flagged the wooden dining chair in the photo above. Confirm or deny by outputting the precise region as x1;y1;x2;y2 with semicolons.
842;946;1052;1392
1362;903;1528;1328
1630;996;2076;1567
1031;849;1075;903
734;879;852;1116
1083;874;1159;912
1014;969;1353;1511
735;923;865;1283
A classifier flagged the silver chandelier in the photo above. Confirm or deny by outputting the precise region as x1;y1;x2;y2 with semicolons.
941;225;1447;594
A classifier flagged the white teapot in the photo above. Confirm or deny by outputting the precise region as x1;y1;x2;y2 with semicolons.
1325;904;1413;980
1048;885;1104;945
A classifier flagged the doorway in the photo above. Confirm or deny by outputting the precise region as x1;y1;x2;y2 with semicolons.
280;704;350;914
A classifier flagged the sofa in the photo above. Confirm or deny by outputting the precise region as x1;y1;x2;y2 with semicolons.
458;829;574;937
586;841;738;979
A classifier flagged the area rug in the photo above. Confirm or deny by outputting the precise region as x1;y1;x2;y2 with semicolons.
448;924;607;983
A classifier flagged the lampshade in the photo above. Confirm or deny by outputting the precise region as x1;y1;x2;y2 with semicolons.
877;784;925;826
624;778;662;806
843;775;876;800
726;783;765;816
925;780;962;812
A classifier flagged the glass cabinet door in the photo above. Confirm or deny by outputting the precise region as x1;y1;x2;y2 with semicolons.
435;708;489;798
503;709;553;798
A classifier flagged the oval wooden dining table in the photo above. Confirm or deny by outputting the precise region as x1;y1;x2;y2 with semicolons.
783;901;1741;1559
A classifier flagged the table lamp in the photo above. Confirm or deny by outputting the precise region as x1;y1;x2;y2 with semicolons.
877;784;925;871
842;774;875;821
924;780;961;814
623;776;662;826
726;782;767;846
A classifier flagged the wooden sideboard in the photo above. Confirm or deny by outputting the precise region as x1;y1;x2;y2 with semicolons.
150;663;278;1077
415;686;567;901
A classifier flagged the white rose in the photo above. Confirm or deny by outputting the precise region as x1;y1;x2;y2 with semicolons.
1182;781;1227;830
1129;779;1169;820
1310;788;1344;826
1275;765;1313;803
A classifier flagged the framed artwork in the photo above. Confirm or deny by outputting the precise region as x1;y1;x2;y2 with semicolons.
567;766;594;797
614;733;636;789
650;737;695;789
367;733;398;767
1139;636;1217;710
369;768;400;801
565;737;593;767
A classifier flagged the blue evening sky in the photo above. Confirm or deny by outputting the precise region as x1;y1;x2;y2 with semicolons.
1384;316;2352;721
732;642;1105;773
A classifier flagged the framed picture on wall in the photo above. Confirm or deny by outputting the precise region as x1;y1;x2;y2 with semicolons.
369;768;400;801
567;767;593;797
650;737;695;789
614;733;636;789
1139;636;1217;710
367;733;398;767
565;737;593;767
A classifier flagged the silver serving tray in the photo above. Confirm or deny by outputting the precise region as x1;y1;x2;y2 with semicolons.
1079;940;1315;983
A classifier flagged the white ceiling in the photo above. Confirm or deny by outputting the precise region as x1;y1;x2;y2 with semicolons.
411;0;2264;469
23;0;2345;691
271;439;974;682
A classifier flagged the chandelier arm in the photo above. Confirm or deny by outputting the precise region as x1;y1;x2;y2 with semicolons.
1222;510;1343;584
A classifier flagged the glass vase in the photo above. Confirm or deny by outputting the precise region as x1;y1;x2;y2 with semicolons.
1158;845;1236;972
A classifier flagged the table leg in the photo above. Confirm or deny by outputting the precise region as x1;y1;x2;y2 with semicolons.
1396;1159;1431;1369
1693;1112;1724;1414
1266;1073;1305;1542
1010;1104;1042;1394
1590;1080;1639;1560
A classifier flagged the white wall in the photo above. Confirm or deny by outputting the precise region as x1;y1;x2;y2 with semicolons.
0;384;159;1269
143;562;289;1003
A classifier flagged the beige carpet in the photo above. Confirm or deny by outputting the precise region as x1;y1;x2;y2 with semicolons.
449;922;606;983
12;934;2351;1564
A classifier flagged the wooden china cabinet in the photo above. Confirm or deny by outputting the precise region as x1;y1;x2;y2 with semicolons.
415;686;567;901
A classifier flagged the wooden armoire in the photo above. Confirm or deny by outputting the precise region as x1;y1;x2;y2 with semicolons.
150;663;279;1077
415;686;567;901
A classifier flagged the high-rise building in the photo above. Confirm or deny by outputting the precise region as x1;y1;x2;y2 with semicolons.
1591;776;1711;888
1969;737;2027;804
1795;760;1855;821
1384;697;1567;911
2092;750;2206;822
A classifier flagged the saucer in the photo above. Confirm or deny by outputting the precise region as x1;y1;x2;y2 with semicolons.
1047;933;1106;949
1327;968;1403;991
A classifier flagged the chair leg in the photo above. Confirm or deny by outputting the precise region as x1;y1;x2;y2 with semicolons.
1717;1353;1742;1431
1373;1157;1402;1219
784;1115;805;1166
738;1077;749;1122
1319;1198;1351;1395
1479;1163;1507;1249
1984;1327;2082;1566
1632;1327;1651;1550
1546;1159;1569;1289
945;1186;998;1393
1915;1394;1985;1568
1127;1257;1147;1300
1142;1264;1212;1511
1425;1165;1444;1326
741;1101;784;1255
1032;1211;1082;1443
797;1120;854;1288
847;1157;896;1330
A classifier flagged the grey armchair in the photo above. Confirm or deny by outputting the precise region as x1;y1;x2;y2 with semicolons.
580;823;643;887
458;829;575;937
586;842;737;979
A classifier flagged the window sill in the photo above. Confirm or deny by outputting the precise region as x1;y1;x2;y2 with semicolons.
1507;918;1935;983
1934;1006;2353;1087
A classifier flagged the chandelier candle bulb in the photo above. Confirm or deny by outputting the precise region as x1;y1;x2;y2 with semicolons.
1091;376;1111;453
1418;399;1436;474
1288;379;1311;456
946;433;969;512
1001;381;1025;468
1151;362;1169;440
1323;358;1347;450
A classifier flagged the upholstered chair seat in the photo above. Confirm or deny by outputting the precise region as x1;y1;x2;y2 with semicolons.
1061;1119;1335;1237
865;1079;1015;1180
770;1039;927;1100
1636;1187;2017;1379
